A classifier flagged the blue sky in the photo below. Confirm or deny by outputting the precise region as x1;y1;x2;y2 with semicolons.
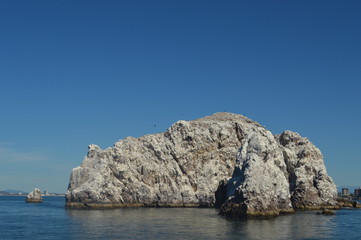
0;0;360;193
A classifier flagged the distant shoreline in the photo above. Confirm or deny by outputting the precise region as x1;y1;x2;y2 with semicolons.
0;193;65;197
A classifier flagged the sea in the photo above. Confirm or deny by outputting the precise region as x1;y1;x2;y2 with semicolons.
0;196;360;240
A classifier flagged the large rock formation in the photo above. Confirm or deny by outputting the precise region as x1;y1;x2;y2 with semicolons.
66;112;338;218
26;188;42;203
66;113;247;208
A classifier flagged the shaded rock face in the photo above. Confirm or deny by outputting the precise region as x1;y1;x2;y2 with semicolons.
26;188;42;203
66;112;337;217
66;113;250;208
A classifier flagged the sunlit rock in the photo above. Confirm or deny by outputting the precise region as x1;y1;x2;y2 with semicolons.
66;112;337;218
26;188;42;203
66;113;247;208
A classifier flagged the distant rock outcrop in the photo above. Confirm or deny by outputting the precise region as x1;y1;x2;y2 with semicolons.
337;198;361;208
26;188;42;203
66;112;338;218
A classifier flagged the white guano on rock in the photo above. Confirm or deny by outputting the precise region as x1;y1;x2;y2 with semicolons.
66;112;338;218
66;113;248;208
26;188;43;203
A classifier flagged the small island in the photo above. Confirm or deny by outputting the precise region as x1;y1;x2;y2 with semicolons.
26;188;43;203
66;112;340;218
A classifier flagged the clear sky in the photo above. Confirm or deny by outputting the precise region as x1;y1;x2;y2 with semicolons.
0;0;360;193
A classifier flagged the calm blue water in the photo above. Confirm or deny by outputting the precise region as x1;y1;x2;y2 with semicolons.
0;196;360;240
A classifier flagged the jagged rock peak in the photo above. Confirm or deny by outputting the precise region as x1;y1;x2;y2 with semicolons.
192;112;260;123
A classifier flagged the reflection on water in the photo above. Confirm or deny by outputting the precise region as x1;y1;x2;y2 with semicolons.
242;212;335;240
67;208;339;240
1;196;361;240
68;208;227;240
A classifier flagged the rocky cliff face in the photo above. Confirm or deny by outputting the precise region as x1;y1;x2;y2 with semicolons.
66;112;337;217
66;113;250;208
219;130;337;218
278;131;337;209
219;126;294;218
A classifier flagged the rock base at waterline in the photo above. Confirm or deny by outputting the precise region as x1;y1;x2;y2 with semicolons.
65;202;206;209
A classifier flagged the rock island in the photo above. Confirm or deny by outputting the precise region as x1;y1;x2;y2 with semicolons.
66;112;338;218
26;188;43;203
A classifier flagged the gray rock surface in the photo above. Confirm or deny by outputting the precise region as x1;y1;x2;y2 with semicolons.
66;113;249;208
26;188;42;203
220;130;337;218
219;126;294;218
66;112;337;217
278;131;337;209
